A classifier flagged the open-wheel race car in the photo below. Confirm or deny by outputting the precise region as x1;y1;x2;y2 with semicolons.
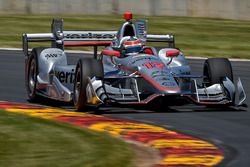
22;12;246;111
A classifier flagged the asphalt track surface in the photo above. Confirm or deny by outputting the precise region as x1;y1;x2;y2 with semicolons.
0;49;249;167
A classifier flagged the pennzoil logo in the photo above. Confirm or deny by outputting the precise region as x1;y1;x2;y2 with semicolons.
64;33;115;39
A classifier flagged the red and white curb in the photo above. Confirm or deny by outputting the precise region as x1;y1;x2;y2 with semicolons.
0;101;224;167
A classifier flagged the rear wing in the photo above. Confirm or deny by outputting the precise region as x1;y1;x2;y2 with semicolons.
22;19;175;57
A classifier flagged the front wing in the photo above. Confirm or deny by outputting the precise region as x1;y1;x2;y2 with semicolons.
86;75;246;107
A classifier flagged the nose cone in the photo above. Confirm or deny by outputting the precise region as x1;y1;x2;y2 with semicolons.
125;55;181;94
137;63;181;94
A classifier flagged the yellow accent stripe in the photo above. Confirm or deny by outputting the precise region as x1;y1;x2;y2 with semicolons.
148;139;215;149
161;155;224;166
89;122;177;136
5;108;92;119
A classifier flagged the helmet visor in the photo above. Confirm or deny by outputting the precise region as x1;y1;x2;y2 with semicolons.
125;46;142;54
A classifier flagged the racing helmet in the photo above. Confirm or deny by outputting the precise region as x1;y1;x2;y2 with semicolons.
120;36;142;56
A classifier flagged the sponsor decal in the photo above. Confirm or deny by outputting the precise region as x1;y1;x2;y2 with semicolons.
143;61;165;69
130;56;158;65
44;53;62;60
64;33;115;39
151;71;170;79
161;81;178;87
0;102;224;167
55;69;75;84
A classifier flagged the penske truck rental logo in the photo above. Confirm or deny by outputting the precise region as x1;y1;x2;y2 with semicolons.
64;32;116;39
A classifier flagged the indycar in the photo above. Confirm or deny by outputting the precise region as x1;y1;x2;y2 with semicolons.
22;12;246;111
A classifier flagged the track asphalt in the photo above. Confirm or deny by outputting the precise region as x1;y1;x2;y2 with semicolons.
0;49;249;166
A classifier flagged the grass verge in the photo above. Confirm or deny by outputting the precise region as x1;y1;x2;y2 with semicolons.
0;14;250;58
0;109;134;167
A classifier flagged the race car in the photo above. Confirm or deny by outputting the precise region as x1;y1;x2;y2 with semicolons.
22;12;246;111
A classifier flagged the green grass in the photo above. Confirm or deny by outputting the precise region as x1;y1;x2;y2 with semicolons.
0;109;134;167
0;14;250;58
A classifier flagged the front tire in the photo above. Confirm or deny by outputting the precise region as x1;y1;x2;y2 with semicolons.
203;58;233;86
73;58;103;111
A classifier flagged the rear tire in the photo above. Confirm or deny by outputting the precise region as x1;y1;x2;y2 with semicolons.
25;49;39;101
73;59;103;111
203;58;233;86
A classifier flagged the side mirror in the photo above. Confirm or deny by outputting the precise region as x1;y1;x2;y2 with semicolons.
165;49;180;57
101;50;120;57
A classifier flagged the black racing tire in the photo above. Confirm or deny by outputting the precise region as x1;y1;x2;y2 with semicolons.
73;58;104;111
203;58;233;86
25;48;47;101
25;49;38;101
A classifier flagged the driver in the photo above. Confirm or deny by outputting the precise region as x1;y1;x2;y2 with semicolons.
119;36;143;57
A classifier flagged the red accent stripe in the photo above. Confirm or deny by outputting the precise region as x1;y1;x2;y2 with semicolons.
124;40;141;46
64;41;112;47
0;102;41;109
55;115;126;127
125;132;194;142
101;50;120;57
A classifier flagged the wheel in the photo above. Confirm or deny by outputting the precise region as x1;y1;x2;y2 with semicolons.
25;48;47;101
26;50;38;100
203;58;233;86
73;58;103;111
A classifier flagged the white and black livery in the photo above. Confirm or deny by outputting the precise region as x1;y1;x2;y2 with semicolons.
22;12;246;111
